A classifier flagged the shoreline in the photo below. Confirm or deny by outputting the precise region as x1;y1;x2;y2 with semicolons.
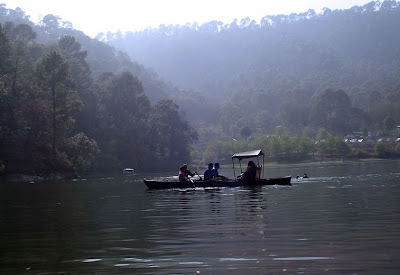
2;158;399;183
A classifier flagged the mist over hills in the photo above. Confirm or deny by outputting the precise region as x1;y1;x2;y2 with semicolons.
106;1;400;102
104;1;400;142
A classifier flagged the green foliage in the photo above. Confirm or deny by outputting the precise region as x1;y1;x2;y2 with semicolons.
374;141;400;158
202;134;318;163
94;72;151;172
317;135;350;157
0;23;11;76
36;50;82;152
106;1;400;137
63;132;100;173
383;116;396;136
374;142;391;158
202;140;249;163
0;17;198;175
3;3;400;176
310;89;353;135
148;99;198;170
240;126;252;139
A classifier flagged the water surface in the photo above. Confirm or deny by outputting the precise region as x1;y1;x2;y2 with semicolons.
1;160;400;274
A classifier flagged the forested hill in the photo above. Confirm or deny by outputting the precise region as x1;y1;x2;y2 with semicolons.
107;1;400;100
0;5;181;103
0;4;198;176
105;1;400;130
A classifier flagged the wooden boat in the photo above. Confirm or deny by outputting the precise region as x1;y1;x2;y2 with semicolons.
144;176;291;189
143;149;291;189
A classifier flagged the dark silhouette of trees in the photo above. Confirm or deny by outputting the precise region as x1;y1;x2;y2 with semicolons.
0;17;198;175
2;1;400;176
148;99;198;170
310;89;353;135
36;50;81;154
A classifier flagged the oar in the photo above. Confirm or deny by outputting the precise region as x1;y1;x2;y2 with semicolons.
195;171;202;181
189;172;201;188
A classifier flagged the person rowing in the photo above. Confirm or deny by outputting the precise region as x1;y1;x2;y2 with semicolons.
183;164;197;178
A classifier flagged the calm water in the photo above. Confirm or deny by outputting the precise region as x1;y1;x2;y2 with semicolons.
1;160;400;274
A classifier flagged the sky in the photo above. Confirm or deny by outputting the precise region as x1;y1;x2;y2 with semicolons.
2;0;373;37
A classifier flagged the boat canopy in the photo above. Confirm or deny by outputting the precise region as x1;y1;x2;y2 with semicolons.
231;149;264;160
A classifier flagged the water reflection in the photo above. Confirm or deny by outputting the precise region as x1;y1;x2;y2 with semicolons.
1;160;400;273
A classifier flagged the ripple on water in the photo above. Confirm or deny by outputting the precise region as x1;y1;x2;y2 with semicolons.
82;258;102;263
273;257;334;261
219;258;259;262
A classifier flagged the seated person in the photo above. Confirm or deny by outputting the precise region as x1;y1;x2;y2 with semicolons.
179;166;188;182
212;162;227;180
211;162;219;178
183;164;196;177
203;163;214;181
242;160;257;183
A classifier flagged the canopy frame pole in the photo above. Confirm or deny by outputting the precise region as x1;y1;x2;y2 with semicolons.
262;154;265;179
232;158;236;180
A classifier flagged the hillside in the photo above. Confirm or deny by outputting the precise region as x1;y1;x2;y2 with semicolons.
106;1;400;137
0;4;197;176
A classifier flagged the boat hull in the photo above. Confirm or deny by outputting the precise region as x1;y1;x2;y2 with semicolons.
144;176;291;189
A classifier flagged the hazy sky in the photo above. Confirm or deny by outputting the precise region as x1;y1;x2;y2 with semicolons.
2;0;372;37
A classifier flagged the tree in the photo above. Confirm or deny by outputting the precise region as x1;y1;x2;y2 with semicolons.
36;50;82;153
383;116;396;136
318;134;350;157
374;142;390;157
58;36;91;92
240;126;252;139
58;36;94;135
293;135;315;155
0;23;11;76
310;89;353;135
41;14;60;30
148;99;198;170
63;132;100;173
219;102;244;134
95;72;151;172
4;22;36;42
279;102;309;134
5;24;36;95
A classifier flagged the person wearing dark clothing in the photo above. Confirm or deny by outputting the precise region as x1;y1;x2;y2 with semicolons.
183;164;196;177
204;163;214;181
242;160;257;183
211;162;219;178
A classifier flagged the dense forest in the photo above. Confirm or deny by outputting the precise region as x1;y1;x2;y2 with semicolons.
0;4;197;177
106;1;400;135
1;1;400;178
104;0;400;162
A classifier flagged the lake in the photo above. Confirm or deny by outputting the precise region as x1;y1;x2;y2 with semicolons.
1;160;400;274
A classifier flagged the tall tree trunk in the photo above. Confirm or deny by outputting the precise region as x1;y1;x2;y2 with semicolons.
51;76;56;155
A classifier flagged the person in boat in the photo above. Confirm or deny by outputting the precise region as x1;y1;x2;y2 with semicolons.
211;162;219;178
183;164;197;178
211;162;227;180
204;163;214;181
242;160;257;183
179;166;188;182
